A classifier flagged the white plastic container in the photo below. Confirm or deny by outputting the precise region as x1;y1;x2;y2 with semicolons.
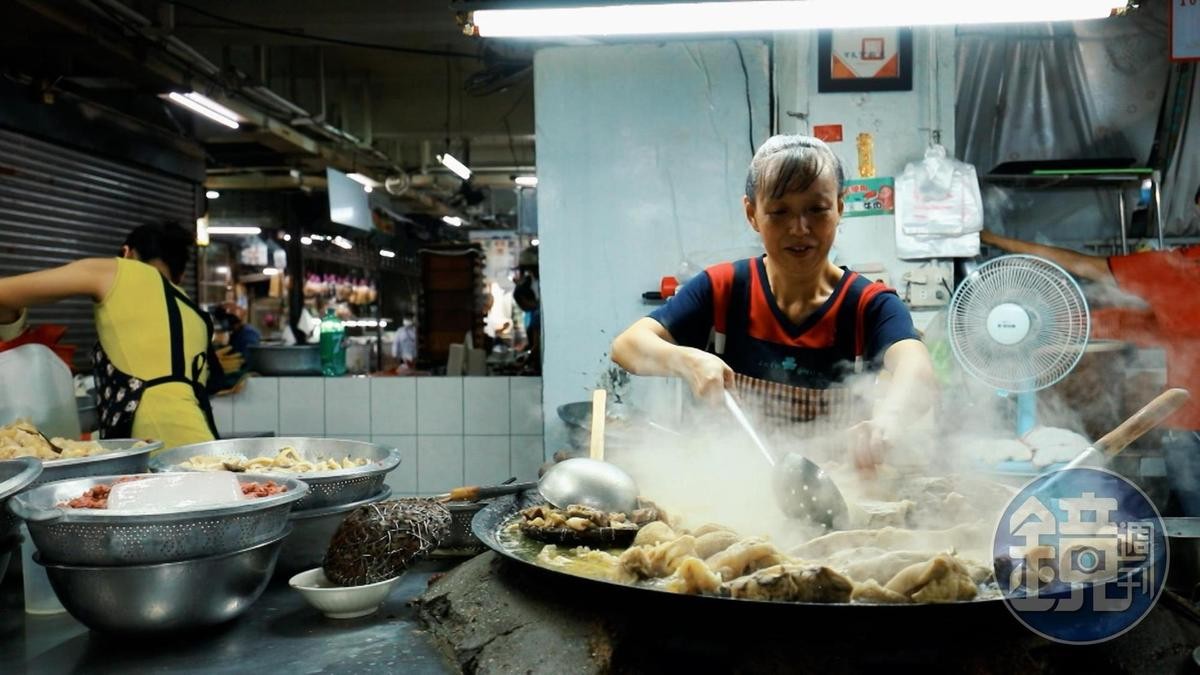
20;525;64;615
0;344;81;440
106;473;244;511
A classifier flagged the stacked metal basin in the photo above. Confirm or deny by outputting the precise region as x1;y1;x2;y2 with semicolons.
7;472;308;632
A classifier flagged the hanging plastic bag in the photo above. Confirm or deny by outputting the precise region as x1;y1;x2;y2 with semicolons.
895;145;984;259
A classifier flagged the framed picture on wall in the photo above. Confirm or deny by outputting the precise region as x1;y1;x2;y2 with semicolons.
817;28;914;93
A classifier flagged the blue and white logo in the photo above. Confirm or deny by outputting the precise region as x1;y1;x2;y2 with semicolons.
993;467;1168;645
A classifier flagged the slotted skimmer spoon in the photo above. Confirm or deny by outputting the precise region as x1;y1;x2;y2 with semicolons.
723;390;849;530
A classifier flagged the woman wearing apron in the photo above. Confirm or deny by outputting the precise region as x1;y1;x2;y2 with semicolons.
0;222;217;449
612;135;935;473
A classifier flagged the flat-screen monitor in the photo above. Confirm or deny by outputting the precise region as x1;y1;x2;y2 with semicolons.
326;168;373;231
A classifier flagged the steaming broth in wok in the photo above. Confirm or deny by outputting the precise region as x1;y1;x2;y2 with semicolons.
497;469;1012;604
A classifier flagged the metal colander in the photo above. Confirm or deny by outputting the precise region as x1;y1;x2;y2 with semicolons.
438;501;488;555
8;472;308;566
0;457;42;539
149;437;400;511
34;439;162;486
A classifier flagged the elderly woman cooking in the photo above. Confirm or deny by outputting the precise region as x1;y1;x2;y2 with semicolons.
612;134;935;472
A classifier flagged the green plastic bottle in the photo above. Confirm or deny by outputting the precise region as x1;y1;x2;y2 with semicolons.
319;308;347;376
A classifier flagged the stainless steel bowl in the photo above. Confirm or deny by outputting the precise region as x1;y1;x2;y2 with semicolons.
9;472;308;565
248;345;322;376
38;525;290;633
150;437;401;511
0;457;43;539
34;439;162;485
276;486;392;575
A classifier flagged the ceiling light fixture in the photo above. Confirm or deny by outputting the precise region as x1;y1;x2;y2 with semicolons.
282;233;292;242
165;92;240;129
531;238;540;246
206;226;262;236
437;153;472;180
514;176;538;187
262;267;281;276
471;0;1120;37
380;249;397;258
205;190;220;199
442;215;465;227
332;236;354;250
300;236;313;245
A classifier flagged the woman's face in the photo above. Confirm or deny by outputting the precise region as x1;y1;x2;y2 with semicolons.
743;167;844;275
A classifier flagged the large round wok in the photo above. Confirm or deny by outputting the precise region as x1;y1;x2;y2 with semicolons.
471;492;1021;636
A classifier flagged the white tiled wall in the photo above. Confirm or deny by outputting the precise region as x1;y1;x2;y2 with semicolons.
212;376;543;497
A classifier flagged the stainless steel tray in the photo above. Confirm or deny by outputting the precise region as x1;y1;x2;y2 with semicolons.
9;472;308;565
148;437;401;511
34;439;162;485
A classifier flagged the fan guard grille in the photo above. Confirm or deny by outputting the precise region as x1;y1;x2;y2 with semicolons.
947;254;1090;393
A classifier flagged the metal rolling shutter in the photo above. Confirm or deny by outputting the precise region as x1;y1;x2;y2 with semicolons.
0;128;201;371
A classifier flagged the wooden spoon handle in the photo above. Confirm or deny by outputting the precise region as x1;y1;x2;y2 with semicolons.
590;389;607;461
1093;388;1190;458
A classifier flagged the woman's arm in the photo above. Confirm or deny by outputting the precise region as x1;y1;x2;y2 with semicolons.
848;338;936;473
981;230;1113;284
0;258;119;320
873;338;936;426
611;317;732;400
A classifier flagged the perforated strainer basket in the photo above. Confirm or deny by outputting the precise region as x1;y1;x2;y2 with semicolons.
8;472;308;565
149;437;401;511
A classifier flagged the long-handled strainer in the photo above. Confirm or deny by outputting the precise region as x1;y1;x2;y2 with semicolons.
723;390;849;530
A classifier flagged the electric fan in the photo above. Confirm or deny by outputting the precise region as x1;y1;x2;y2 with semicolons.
947;254;1090;436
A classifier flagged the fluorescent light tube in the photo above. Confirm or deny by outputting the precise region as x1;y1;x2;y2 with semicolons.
206;226;262;236
183;92;243;123
332;236;353;250
442;216;465;227
195;217;210;246
437;153;472;180
166;92;239;129
472;1;1119;37
380;249;397;258
347;172;382;188
205;190;220;199
514;176;538;187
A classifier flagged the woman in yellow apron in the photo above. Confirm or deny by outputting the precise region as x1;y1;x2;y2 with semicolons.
611;135;935;473
0;222;217;449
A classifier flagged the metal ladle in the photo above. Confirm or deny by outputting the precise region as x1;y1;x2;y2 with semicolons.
723;390;849;530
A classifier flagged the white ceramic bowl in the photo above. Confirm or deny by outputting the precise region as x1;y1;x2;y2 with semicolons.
288;568;404;619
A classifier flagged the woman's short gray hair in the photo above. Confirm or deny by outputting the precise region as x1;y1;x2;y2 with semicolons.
744;134;845;204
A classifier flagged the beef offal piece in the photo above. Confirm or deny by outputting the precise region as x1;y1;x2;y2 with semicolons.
323;499;452;586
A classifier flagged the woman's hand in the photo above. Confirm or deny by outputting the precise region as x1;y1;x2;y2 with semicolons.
845;413;900;477
671;347;733;402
